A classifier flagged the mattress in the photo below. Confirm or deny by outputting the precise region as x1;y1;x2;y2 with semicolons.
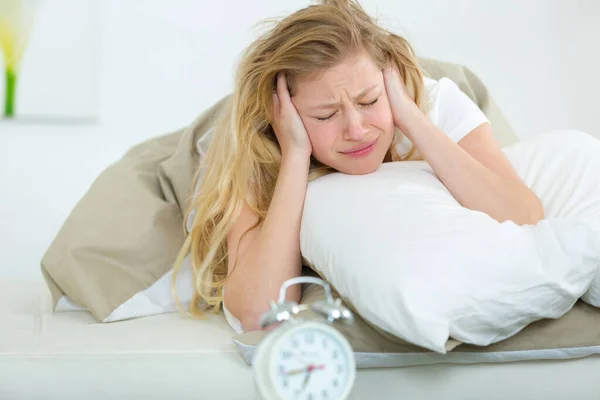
1;278;600;400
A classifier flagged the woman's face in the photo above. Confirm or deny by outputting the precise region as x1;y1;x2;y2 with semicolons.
292;52;395;175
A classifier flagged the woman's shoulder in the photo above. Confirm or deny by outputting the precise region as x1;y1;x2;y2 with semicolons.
423;76;462;101
420;75;489;143
422;75;481;113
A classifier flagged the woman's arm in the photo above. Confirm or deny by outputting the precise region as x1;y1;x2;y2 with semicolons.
224;72;312;332
224;152;310;332
384;67;544;226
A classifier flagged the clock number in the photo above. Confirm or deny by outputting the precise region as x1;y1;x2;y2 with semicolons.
292;339;300;348
322;389;329;398
337;364;344;373
282;351;293;359
332;349;339;359
332;378;339;388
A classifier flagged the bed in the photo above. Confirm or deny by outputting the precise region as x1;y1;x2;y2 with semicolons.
1;279;599;399
2;59;600;399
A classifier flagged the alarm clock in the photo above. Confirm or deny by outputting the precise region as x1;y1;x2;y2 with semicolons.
253;276;356;400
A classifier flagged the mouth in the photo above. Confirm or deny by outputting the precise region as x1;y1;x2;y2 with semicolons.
341;138;378;156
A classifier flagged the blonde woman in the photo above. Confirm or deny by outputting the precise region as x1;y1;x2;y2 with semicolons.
175;0;544;333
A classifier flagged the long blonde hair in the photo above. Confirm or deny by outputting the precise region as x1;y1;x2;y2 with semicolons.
173;0;428;316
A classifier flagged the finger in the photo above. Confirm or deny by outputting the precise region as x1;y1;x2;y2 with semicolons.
272;92;280;113
387;63;402;79
271;93;281;127
383;67;394;94
383;65;397;84
386;67;404;96
383;67;393;89
276;72;292;105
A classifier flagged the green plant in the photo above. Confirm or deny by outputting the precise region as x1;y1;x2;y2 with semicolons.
0;0;37;118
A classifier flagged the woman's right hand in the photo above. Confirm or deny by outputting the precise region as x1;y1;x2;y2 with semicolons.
271;72;312;158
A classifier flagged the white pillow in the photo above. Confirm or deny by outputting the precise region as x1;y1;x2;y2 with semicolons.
300;129;600;353
504;130;600;308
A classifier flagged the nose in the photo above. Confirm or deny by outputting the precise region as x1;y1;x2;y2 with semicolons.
343;106;368;141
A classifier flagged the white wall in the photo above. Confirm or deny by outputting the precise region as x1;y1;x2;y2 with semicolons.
98;0;600;142
1;0;599;280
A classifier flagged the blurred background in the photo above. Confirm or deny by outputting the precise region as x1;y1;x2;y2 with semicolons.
97;0;600;142
1;0;599;280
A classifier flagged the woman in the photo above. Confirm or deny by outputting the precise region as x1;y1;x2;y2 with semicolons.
174;0;544;333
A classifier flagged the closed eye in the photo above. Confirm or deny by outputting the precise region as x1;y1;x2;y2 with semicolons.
361;98;379;107
315;98;379;122
317;112;336;122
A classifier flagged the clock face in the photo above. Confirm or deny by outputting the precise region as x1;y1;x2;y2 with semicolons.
268;323;354;400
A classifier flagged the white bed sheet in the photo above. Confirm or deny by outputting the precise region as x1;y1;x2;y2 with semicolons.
2;279;599;400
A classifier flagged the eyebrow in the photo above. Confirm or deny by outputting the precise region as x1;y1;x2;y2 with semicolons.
308;84;379;111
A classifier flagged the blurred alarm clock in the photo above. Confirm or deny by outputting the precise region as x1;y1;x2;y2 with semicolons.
253;276;356;400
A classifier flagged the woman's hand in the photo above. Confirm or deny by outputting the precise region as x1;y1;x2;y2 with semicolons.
383;65;423;133
271;72;312;158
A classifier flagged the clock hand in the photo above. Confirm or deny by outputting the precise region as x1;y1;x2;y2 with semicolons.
283;368;308;376
302;369;311;390
300;364;327;391
283;365;325;376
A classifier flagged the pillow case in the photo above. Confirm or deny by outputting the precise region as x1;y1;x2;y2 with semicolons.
505;130;600;308
299;129;600;353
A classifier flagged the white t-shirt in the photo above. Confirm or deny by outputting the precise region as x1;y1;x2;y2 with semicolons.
222;76;490;334
395;76;489;156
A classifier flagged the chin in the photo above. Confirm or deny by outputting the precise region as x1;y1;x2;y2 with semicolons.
330;154;385;175
341;163;382;175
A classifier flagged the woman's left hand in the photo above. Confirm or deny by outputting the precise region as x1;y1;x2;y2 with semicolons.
383;65;422;131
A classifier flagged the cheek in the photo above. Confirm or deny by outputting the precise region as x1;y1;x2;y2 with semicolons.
367;101;394;131
305;121;341;153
